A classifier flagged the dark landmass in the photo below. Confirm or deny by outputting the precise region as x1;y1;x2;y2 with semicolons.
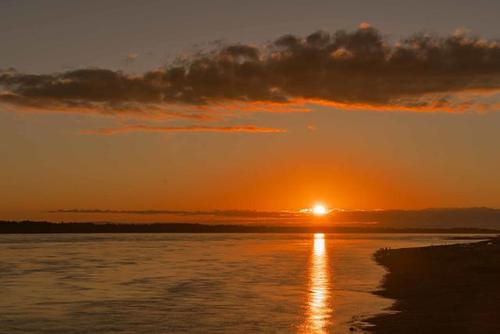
0;221;499;234
367;237;500;333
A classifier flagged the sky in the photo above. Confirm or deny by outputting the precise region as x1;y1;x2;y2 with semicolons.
1;0;500;222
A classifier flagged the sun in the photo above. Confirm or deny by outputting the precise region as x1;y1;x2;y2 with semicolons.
312;204;328;216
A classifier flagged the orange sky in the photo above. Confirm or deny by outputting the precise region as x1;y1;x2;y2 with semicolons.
1;1;500;222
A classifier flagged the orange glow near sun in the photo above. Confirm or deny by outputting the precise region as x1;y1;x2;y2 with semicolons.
312;204;328;216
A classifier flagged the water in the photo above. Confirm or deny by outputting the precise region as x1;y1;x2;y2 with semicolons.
0;233;485;333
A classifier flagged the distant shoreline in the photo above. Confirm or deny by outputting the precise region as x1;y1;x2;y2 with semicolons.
1;221;499;234
366;237;500;333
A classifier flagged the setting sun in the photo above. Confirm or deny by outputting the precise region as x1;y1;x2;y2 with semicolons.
312;204;328;216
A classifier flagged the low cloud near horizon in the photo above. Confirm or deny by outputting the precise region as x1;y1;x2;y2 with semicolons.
47;207;500;229
81;124;286;135
1;26;500;132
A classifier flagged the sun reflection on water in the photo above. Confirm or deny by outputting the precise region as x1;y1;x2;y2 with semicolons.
303;233;332;333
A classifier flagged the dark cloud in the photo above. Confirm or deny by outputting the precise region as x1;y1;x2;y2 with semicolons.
81;124;286;135
1;27;500;114
49;207;500;229
50;209;294;217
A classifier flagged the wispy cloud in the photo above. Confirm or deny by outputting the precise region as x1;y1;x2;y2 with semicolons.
125;53;138;62
1;26;499;116
48;207;500;229
50;208;295;217
81;124;287;135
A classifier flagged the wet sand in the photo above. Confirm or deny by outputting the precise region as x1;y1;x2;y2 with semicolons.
367;237;500;333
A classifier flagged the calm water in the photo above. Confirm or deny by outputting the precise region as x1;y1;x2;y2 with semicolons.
0;233;483;333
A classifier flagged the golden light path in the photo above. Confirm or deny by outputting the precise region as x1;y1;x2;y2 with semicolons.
303;233;332;333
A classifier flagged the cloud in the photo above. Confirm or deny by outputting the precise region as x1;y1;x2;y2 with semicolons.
48;207;500;229
81;124;286;135
1;27;500;115
50;208;294;217
126;53;139;61
48;208;302;223
358;22;372;29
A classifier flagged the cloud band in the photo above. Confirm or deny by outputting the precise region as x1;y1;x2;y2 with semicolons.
1;27;499;115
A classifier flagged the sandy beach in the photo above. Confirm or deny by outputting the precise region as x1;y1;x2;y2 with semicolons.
367;237;500;333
